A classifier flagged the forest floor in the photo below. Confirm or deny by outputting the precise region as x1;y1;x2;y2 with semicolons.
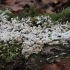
0;0;70;69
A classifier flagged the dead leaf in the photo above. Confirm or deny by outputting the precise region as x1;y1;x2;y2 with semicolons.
58;0;68;3
12;10;20;14
18;0;34;7
43;64;60;70
0;0;34;10
46;10;53;14
6;0;17;5
43;58;70;70
9;4;23;11
53;0;58;3
56;58;70;70
42;0;58;4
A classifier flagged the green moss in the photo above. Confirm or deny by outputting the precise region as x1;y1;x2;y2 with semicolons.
49;8;70;22
18;6;41;19
0;41;22;63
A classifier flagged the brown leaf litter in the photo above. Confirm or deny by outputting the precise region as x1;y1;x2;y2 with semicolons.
0;0;70;14
43;58;70;70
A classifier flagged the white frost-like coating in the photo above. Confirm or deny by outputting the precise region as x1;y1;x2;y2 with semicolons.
0;10;70;58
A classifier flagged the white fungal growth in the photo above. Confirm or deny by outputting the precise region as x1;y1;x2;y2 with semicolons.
0;10;70;58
